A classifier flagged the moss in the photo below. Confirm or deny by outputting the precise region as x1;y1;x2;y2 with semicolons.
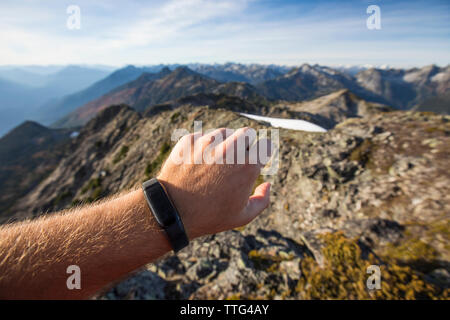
295;232;447;299
382;237;440;273
170;112;181;123
53;190;72;205
70;198;83;207
385;238;438;262
80;178;103;202
91;187;103;200
424;126;446;134
252;175;264;193
349;138;396;174
349;139;373;165
429;219;450;238
113;145;129;164
159;141;171;155
145;141;171;178
248;249;293;272
81;178;101;195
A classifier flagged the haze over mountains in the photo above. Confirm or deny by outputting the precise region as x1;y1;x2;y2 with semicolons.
0;66;112;135
1;62;448;136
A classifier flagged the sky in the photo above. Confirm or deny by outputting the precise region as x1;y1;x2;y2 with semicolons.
0;0;449;68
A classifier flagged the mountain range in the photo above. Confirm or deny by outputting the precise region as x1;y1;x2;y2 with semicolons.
0;66;112;136
52;63;450;129
1;62;448;137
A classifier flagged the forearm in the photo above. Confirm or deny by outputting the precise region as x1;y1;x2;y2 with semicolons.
0;127;271;300
0;189;171;299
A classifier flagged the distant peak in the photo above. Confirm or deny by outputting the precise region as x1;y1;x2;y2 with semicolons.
173;66;195;74
121;65;137;71
18;120;47;130
2;120;49;139
159;66;171;75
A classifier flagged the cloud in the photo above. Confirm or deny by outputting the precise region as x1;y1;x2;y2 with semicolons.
0;0;448;67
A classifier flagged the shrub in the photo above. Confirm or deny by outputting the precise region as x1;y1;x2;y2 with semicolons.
295;232;447;299
113;145;129;164
145;141;171;178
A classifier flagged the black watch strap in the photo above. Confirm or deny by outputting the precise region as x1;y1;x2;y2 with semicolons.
142;178;189;253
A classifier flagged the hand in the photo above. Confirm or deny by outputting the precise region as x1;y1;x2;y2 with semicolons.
157;127;272;240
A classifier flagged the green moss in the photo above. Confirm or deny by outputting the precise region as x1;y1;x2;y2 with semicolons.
113;145;129;164
349;138;395;174
81;178;101;194
80;177;104;202
424;126;447;134
349;139;373;164
383;237;440;273
225;294;241;300
145;141;171;178
385;238;438;262
70;198;83;207
53;190;72;205
429;219;450;238
170;112;181;123
91;187;103;200
248;249;293;272
252;175;264;193
295;232;447;299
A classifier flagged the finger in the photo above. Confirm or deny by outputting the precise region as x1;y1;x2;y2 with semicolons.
199;128;230;149
248;138;273;168
178;132;201;164
219;127;257;165
239;182;271;225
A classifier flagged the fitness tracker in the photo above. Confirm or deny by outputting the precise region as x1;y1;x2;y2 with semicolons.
142;178;189;253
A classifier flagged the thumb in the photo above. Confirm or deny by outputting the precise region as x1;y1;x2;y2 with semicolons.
239;182;271;226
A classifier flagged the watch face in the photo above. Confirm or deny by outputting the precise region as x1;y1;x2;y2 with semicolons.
144;183;177;227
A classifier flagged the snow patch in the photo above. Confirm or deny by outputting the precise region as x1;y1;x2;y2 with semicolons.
240;113;327;132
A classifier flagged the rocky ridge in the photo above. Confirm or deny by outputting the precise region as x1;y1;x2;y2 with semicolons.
5;97;449;299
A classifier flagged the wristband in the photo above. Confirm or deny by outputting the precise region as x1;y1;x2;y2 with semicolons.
142;178;189;252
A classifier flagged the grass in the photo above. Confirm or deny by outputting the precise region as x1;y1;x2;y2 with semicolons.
113;145;129;164
53;190;72;206
81;178;101;194
80;177;103;203
145;141;171;178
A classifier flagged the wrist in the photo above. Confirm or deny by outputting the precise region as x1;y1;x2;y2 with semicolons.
143;178;191;251
155;176;198;241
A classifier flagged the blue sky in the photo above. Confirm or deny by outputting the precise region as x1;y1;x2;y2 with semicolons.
0;0;449;67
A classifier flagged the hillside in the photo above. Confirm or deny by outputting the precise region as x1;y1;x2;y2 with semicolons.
3;97;449;299
53;67;265;128
0;121;72;218
256;64;359;102
0;66;112;136
256;64;450;113
269;89;392;129
38;66;161;126
45;63;450;131
356;65;450;110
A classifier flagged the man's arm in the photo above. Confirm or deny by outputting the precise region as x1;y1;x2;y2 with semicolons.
0;127;271;299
